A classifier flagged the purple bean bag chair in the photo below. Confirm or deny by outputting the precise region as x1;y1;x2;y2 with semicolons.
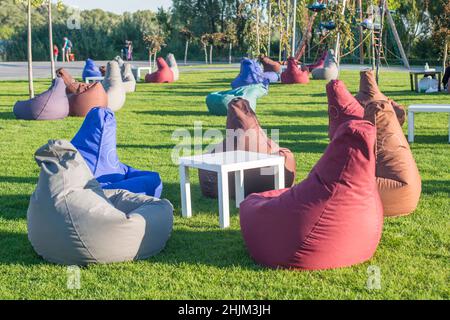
71;107;163;197
82;59;102;81
263;71;280;83
231;58;270;89
13;78;69;121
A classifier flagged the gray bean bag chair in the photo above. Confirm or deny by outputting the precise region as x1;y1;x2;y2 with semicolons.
27;140;174;265
102;61;126;112
166;53;179;81
312;49;339;81
114;56;125;68
13;78;69;120
122;63;136;93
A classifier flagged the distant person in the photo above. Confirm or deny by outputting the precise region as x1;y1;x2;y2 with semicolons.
122;40;129;61
127;41;133;61
53;45;59;62
62;37;73;62
443;62;450;91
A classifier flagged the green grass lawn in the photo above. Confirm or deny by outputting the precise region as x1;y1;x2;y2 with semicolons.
0;70;448;299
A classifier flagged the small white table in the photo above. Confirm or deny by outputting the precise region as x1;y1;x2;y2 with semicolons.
408;104;450;143
132;67;152;82
179;151;285;229
85;76;104;83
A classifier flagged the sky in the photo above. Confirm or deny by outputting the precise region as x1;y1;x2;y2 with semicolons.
62;0;172;14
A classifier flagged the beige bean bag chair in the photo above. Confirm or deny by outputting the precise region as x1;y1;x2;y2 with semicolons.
27;140;173;265
122;63;136;93
102;61;126;112
312;49;339;81
166;53;179;81
364;101;421;217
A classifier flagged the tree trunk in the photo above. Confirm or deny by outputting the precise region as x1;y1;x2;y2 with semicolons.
229;43;232;64
358;0;364;64
184;40;189;65
204;45;208;64
209;45;213;64
443;39;448;72
27;0;34;98
153;52;157;70
291;0;297;57
267;0;272;57
256;1;260;56
149;50;152;71
48;1;55;79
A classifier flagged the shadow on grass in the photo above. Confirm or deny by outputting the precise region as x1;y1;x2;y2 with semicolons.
135;110;207;117
422;180;450;196
0;194;30;220
0;111;15;120
410;135;449;144
0;231;46;266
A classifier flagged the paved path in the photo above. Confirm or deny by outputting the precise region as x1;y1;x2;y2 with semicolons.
0;60;419;80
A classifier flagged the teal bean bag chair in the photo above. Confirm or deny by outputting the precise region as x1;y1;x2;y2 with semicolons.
206;84;268;116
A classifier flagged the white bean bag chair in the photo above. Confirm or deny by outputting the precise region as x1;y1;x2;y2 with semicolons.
418;76;438;93
122;63;136;93
312;49;339;81
27;140;174;266
102;61;126;112
166;53;179;81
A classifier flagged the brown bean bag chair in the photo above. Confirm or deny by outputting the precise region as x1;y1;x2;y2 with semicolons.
355;70;406;126
281;57;310;84
260;56;281;73
199;98;297;198
56;68;108;117
364;100;421;217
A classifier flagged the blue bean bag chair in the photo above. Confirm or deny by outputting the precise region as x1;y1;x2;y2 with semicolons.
206;84;268;116
71;107;163;197
231;58;270;89
82;59;102;82
263;71;280;83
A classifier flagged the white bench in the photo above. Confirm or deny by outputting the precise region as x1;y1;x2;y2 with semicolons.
179;151;285;229
85;76;104;83
408;104;450;143
132;67;152;82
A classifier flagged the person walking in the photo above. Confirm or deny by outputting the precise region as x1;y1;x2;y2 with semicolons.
53;45;59;62
62;37;73;62
127;41;133;61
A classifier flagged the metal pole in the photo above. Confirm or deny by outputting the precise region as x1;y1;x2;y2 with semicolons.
291;0;297;57
48;1;55;79
358;0;364;64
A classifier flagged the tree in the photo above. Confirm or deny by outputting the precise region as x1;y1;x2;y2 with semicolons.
180;27;194;65
224;22;237;63
143;34;166;70
200;33;210;64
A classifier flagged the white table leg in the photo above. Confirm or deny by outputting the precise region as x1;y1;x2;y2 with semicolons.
234;170;245;208
408;111;415;143
179;165;192;218
274;161;285;190
218;169;230;229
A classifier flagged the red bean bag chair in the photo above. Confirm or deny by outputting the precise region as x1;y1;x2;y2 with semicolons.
199;98;297;198
355;70;406;126
305;51;327;72
56;68;108;117
260;56;281;73
145;57;174;83
240;119;383;270
281;57;310;84
364;101;422;217
327;80;365;139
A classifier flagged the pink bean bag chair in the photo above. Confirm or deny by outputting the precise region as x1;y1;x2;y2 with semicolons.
327;80;365;139
240;119;384;270
281;57;310;84
145;57;174;83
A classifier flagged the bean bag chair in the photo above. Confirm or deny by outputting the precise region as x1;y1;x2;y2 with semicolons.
312;49;339;81
145;57;174;83
327;80;365;139
82;58;102;81
121;63;136;93
166;53;179;81
199;98;296;198
114;56;125;68
240;119;383;270
355;70;406;126
56;68;108;117
418;76;439;93
13;78;69;121
27;139;173;265
305;51;327;72
260;56;281;74
263;71;280;83
206;83;268;116
102;61;126;112
281;57;310;84
231;58;270;89
71;107;163;198
364;101;421;217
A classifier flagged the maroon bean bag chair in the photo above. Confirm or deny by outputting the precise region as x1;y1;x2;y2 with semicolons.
260;56;281;73
364;101;422;217
355;70;406;126
240;119;384;270
13;78;69;120
281;57;310;84
199;98;297;199
56;68;108;117
145;57;174;83
327;80;365;139
305;51;327;72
